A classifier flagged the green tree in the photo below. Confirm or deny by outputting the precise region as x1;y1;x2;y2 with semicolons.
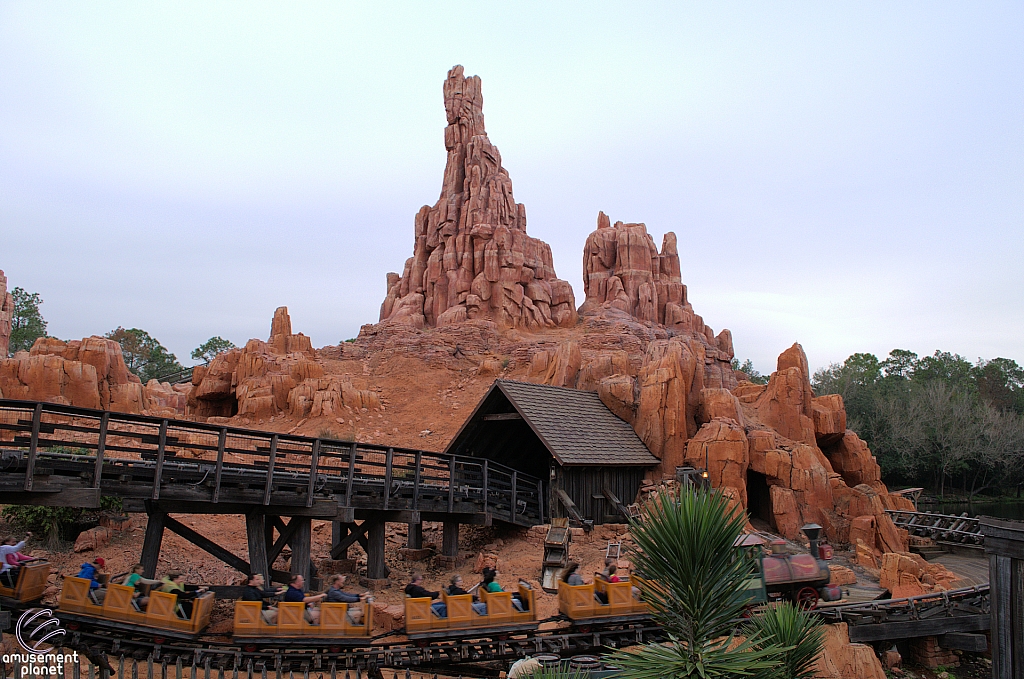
732;358;768;385
191;336;236;363
106;327;184;382
973;357;1024;415
9;286;48;355
610;488;785;678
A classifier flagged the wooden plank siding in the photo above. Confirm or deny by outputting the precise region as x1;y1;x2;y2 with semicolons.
552;466;645;525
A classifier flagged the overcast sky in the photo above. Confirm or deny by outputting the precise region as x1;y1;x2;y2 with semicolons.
2;3;1021;373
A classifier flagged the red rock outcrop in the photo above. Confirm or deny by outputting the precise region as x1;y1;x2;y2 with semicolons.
379;66;577;330
0;270;12;358
0;335;185;416
814;623;887;679
188;307;381;423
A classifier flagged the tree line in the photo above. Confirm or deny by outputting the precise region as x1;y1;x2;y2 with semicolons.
812;349;1024;499
6;286;235;382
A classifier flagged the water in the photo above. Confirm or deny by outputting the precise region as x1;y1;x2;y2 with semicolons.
923;500;1024;521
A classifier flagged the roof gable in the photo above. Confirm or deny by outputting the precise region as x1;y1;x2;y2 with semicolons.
448;379;659;467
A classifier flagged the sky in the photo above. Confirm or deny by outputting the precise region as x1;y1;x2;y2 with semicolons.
1;2;1021;374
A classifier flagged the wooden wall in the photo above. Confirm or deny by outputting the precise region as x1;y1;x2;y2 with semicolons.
552;466;646;525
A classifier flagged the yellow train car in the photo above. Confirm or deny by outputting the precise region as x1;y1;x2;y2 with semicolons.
58;577;214;639
557;576;648;621
0;561;50;603
233;600;373;643
406;582;537;638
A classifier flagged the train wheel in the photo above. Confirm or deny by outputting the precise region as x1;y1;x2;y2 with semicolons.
243;644;257;653
796;587;819;610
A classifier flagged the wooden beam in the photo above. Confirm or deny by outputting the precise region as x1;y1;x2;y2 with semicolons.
556;489;592;530
245;511;269;582
448;456;456;513
344;442;356;507
482;460;488;514
24;403;43;491
442;520;459;558
330;522;370;559
140;510;165;578
164;514;251;575
383;447;393;511
847;614;990;642
481;413;522;421
407;522;422;550
211;427;226;503
2;489;100;508
938;632;988;652
263;435;278;505
353;509;420;523
365;520;388;579
151;419;168;500
412;451;421;510
267;517;301;565
288;517;312;583
128;499;340;517
93;412;109;489
306;439;320;508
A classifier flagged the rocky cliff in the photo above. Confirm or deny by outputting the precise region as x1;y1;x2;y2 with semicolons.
0;335;187;416
379;66;577;330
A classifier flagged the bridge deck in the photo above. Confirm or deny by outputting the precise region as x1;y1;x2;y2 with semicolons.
0;399;543;527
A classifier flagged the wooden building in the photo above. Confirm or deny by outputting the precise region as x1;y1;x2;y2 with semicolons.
446;380;659;526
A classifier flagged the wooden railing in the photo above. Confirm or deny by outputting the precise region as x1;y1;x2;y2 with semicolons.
0;399;543;526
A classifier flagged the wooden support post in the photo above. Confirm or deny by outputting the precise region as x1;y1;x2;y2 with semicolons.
383;448;393;511
306;439;320;508
482;460;488;514
93;412;109;489
345;443;356;506
330;522;369;559
365;520;388;580
268;517;302;565
212;427;226;503
981;517;1024;679
511;470;518;517
537;479;545;523
448;456;456;513
442;520;459;558
263;435;278;505
151;419;168;500
289;517;312;584
140;509;166;578
412;452;421;510
331;521;349;560
246;512;269;582
24;403;43;491
407;522;422;550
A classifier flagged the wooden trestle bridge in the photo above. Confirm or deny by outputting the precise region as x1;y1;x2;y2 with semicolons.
886;509;985;549
0;399;544;583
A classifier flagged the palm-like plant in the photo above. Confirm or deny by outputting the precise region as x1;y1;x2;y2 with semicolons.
744;602;825;679
609;488;781;679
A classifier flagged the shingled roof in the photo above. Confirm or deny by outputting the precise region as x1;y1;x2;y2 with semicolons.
447;379;659;467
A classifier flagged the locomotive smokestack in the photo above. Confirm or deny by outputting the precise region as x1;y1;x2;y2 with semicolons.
802;523;823;559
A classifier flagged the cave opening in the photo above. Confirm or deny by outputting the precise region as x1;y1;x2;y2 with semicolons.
746;469;775;530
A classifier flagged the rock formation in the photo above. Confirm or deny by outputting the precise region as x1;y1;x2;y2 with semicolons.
188;306;381;423
379;66;577;330
0;270;13;358
0;335;187;416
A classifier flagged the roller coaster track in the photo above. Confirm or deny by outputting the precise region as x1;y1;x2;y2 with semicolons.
0;399;543;527
3;585;984;678
886;509;984;548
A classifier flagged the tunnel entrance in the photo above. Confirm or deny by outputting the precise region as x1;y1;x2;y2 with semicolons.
746;469;775;530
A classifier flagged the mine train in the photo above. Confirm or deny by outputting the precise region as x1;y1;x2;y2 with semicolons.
0;524;838;646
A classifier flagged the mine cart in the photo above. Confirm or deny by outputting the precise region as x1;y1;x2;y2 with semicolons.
759;524;838;608
541;518;572;592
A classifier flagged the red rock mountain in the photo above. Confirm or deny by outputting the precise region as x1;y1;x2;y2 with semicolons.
379;65;577;330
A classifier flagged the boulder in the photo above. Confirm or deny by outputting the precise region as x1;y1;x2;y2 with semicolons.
378;66;576;330
684;418;748;507
73;526;112;552
814;623;887;679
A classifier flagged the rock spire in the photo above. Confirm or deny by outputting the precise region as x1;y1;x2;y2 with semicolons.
0;270;12;357
379;66;577;330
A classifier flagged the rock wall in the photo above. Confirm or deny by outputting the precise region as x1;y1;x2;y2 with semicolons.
379;65;577;330
0;270;13;358
0;335;186;416
188;306;381;423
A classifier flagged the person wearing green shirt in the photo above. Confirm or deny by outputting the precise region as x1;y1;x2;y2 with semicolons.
122;563;161;609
